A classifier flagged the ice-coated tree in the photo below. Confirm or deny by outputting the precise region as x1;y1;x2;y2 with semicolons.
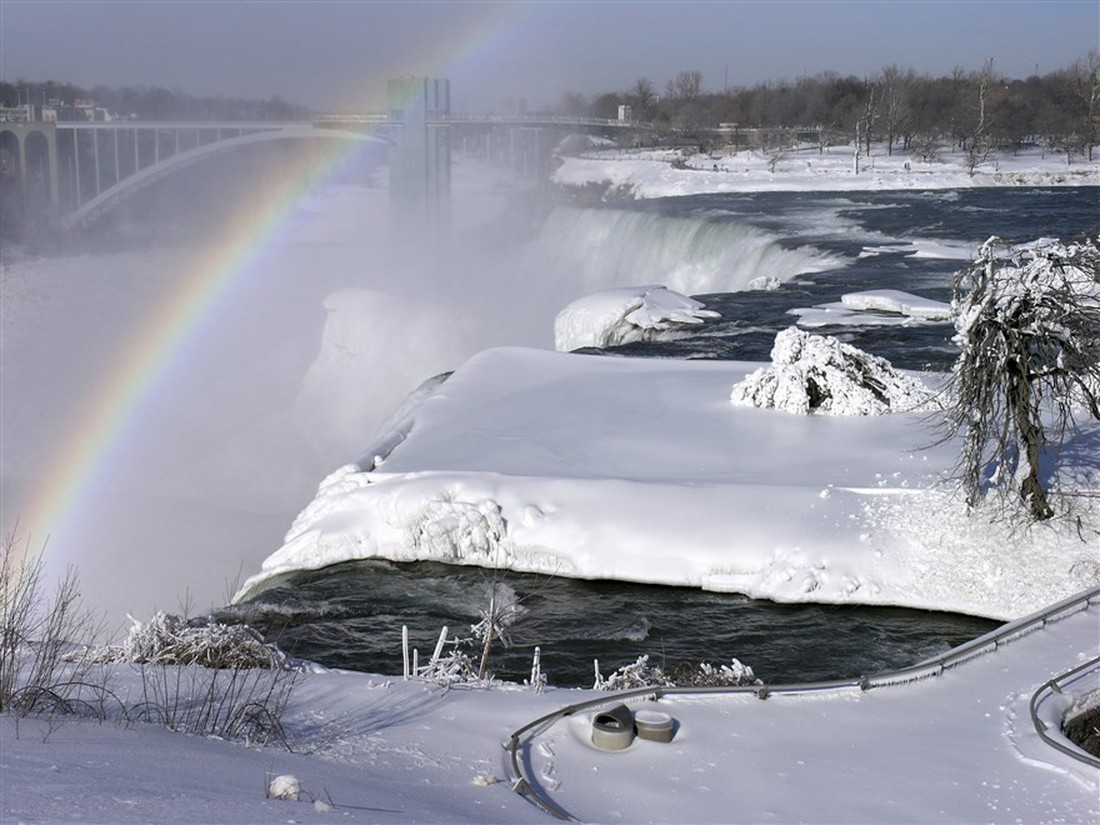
945;235;1100;520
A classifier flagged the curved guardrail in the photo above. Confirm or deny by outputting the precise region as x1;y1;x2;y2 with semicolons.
1030;655;1100;768
502;584;1100;821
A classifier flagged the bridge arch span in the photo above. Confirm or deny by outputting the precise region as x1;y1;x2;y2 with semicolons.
66;126;388;229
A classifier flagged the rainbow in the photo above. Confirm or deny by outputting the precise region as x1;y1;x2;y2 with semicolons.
10;144;360;557
8;2;529;566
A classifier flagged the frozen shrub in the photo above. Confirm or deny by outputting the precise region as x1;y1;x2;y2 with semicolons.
76;612;298;746
731;326;935;415
594;655;760;690
85;611;288;669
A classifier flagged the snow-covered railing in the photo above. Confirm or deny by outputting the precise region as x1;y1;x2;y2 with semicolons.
503;584;1100;821
1029;656;1100;768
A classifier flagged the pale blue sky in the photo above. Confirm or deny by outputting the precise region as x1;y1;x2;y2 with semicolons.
1;1;1096;112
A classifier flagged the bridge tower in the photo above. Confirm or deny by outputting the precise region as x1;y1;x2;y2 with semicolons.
387;77;450;243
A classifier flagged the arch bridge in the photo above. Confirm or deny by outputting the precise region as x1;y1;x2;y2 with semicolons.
1;107;642;235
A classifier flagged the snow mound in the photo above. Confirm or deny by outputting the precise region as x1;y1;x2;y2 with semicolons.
554;285;719;351
267;774;300;801
730;327;936;415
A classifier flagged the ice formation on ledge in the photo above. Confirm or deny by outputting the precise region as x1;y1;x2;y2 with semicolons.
554;285;719;352
730;326;937;415
791;289;952;328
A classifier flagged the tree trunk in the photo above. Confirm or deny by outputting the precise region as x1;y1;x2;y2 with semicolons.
1009;369;1054;520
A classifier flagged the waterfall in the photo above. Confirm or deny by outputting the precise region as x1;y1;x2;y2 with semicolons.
527;205;844;298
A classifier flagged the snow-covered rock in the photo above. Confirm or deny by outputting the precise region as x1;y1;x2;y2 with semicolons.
730;327;936;415
841;289;952;320
791;289;951;328
267;774;301;801
554;285;719;351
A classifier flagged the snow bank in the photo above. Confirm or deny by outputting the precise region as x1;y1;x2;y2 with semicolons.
554;285;719;351
730;327;937;415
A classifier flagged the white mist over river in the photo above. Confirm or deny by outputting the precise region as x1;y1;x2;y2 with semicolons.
1;171;516;622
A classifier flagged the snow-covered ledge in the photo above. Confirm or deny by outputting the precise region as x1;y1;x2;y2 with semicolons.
236;346;1098;620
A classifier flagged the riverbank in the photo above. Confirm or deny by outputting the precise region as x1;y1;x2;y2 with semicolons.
552;141;1099;199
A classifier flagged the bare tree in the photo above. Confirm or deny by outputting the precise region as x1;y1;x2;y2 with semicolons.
878;65;913;155
1071;50;1100;162
853;83;878;173
668;70;702;101
627;77;658;120
963;59;1000;175
944;236;1100;521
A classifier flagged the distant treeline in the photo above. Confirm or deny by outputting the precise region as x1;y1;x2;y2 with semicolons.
4;54;1097;159
0;79;311;122
557;55;1099;159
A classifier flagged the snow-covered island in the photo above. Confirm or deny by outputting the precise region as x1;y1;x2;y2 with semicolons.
3;142;1098;823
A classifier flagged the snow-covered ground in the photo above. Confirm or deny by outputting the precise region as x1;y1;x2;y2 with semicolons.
552;142;1098;199
2;142;1098;823
3;589;1097;823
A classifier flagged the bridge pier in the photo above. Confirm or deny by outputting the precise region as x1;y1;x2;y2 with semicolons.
0;120;61;230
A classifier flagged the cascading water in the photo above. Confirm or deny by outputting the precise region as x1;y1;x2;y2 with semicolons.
528;205;844;297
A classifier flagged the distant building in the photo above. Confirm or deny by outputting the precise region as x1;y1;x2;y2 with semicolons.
618;105;632;123
0;105;33;123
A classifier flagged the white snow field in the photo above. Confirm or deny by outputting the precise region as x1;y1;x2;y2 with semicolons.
2;143;1098;823
1;590;1096;823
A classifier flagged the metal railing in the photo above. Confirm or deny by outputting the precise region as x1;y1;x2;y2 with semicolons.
502;584;1100;821
1030;655;1100;768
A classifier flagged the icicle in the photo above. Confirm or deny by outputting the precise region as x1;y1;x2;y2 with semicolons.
529;646;544;693
402;625;409;680
430;626;448;668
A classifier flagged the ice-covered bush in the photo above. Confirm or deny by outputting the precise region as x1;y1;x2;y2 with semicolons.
85;611;288;669
730;326;935;415
76;612;298;746
594;655;760;690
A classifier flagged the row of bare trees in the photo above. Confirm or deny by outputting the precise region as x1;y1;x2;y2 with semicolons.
558;54;1100;161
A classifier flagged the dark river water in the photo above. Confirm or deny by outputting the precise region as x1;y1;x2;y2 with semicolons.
227;186;1097;687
